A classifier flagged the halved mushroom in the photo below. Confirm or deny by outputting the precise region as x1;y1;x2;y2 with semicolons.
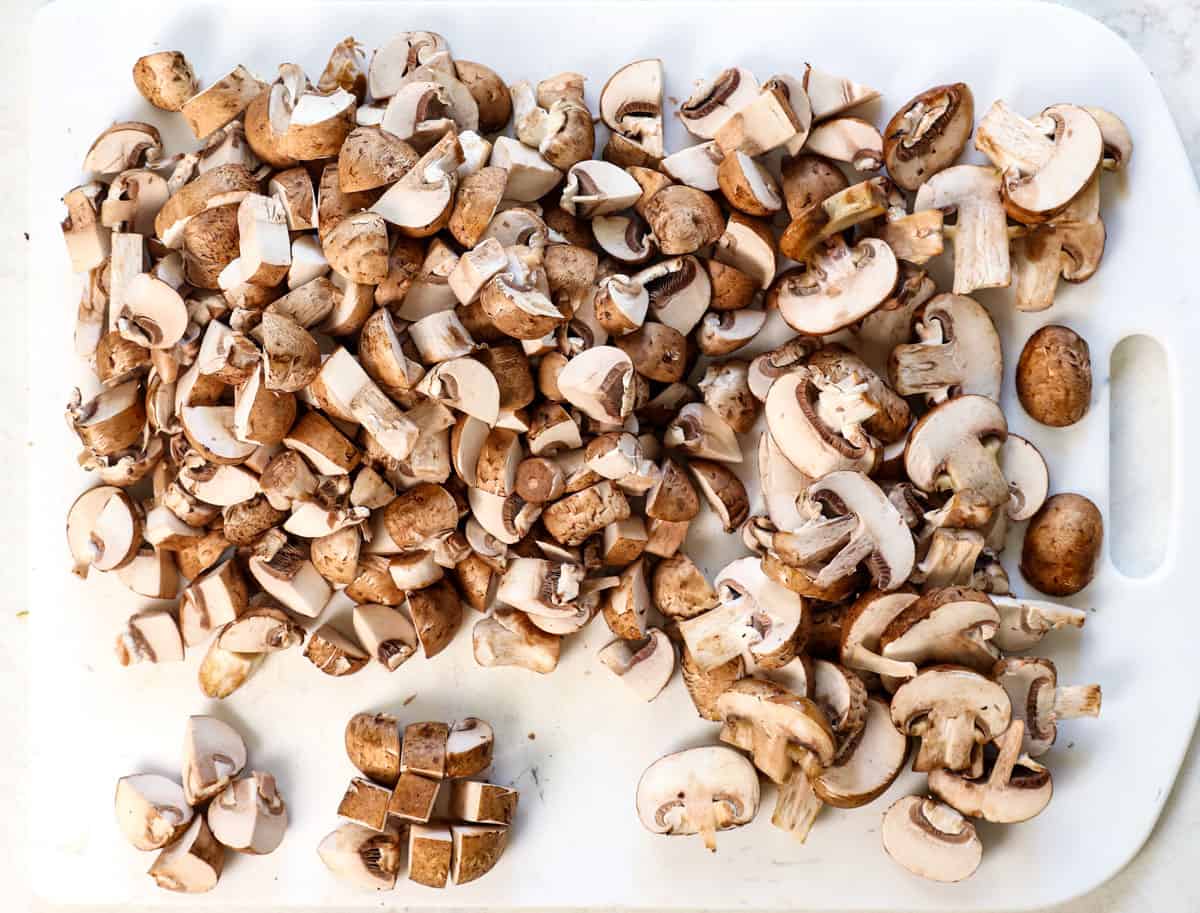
717;678;836;841
490;136;563;201
473;609;560;673
839;588;920;680
600;59;664;159
560;161;641;218
66;486;143;576
890;665;1011;771
147;816;225;893
661;141;723;191
181;715;247;806
929;719;1052;823
904;394;1008;508
689;460;750;532
207;772;288;855
888;292;1002;404
115;774;194;850
991;595;1086;652
352;603;418;670
598;627;675;701
880;795;981;883
635;746;760;851
804;117;883;171
679;68;760;139
883;83;975;191
995;656;1101;756
770;237;897;335
248;531;333;618
66;380;147;458
84;121;163;174
679;556;806;671
717;151;783;216
764;368;880;478
879;588;1000;673
814;697;908;808
318;822;402;890
556;346;635;424
914;165;1011;294
975;101;1102;223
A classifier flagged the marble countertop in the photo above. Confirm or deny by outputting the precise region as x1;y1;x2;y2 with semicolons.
2;2;1197;911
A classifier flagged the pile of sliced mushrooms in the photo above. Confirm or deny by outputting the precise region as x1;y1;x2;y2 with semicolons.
62;30;1128;888
322;713;516;889
115;716;286;893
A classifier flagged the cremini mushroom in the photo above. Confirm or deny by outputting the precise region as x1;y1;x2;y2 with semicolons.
318;822;403;890
598;627;675;701
207;772;288;855
1016;324;1092;427
879;587;1001;673
889;293;1003;404
636;746;760;851
883;83;974;191
929;719;1052;822
679;67;760;139
881;795;982;883
770;236;897;335
904;394;1009;509
890;665;1011;771
147;816;226;893
914;165;1011;294
115;774;194;851
764;368;880;478
1020;492;1103;596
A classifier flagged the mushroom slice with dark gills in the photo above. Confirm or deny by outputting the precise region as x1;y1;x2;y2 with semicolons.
764;367;881;478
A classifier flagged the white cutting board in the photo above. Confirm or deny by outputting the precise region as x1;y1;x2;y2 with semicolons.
27;1;1200;910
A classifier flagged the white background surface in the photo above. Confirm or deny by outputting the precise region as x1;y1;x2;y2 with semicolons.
4;1;1199;911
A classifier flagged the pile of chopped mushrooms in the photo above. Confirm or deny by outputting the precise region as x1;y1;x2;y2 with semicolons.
62;30;1128;890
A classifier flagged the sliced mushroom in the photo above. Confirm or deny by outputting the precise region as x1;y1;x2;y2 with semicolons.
147;816;225;893
218;607;304;653
770;236;897;335
181;715;247;806
352;603;418;670
115;774;194;850
880;587;1000;673
880;795;981;883
636;746;760;851
904;394;1008;508
65;485;143;576
804;117;883;171
890;665;1011;772
814;697;908;808
929;719;1052;823
839;588;920;680
995;656;1101;756
598;627;675;701
883;83;974;191
914;165;1011;294
764;368;879;479
472;609;560;673
665;403;742;463
991;595;1086;652
888;293;1002;404
600;59;664;159
318;822;402;890
207;771;288;855
679;68;760;139
248;532;333;618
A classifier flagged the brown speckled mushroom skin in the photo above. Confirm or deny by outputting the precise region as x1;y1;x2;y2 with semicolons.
1016;326;1092;427
1020;493;1103;596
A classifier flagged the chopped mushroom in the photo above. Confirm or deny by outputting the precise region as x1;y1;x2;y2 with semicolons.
207;772;288;854
115;774;194;850
881;795;982;883
888;293;1003;404
929;719;1052;822
597;627;675;701
883;83;974;191
636;746;760;851
147;816;225;893
914;165;1011;294
318;822;403;890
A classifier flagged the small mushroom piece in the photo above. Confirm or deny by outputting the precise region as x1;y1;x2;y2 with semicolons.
689;459;750;532
1016;325;1092;427
991;595;1086;652
556;346;635;423
652;552;719;620
597;627;675;701
1020;492;1103;596
207;772;288;855
880;795;982;883
61;183;110;273
417;357;501;426
65;486;143;576
904;394;1009;508
642;185;724;256
814;697;908;808
678;67;760;139
337;776;393;830
84;121;163;174
883;83;975;191
601;557;652;640
778;177;888;261
371;131;462;237
665;403;742;464
497;557;584;618
890;666;1011;772
802;64;879;119
115;774;194;850
714;86;804;157
632;255;712;336
409;823;453;888
472;610;561;673
450;824;509;885
66;380;147;458
914;165;1011;294
661;141;723;191
999;434;1049;522
198;633;262;699
147;816;225;893
1011;176;1105;312
600;59;664;159
449;779;517;825
839;588;921;680
929;719;1052;822
996;656;1101;756
716;679;836;841
698;360;758;434
218;607;304;653
318;822;402;890
804;117;884;171
595;275;650;336
717;151;783;215
770;236;897;335
880;588;1001;673
635;746;760;851
181;65;265;139
975;101;1103;222
888;293;1003;404
560;160;642;218
133;51;198;111
1085;107;1133;171
491;136;563;201
764;369;880;479
117;549;180;600
352;603;418;671
304;623;369;676
248;533;333;617
344;712;401;786
714;211;776;290
404;579;463;658
181;715;247;806
445;718;495;778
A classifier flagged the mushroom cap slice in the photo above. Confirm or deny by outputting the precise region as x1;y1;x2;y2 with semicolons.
115;774;194;851
318;822;402;890
880;587;1000;673
597;627;675;701
839;588;920;681
66;485;143;576
600;59;664;156
764;369;879;479
883;83;975;192
929;719;1053;823
635;746;760;851
450;823;509;885
771;237;897;335
182;715;248;805
903;394;1008;507
206;771;288;855
888;293;1003;404
881;795;982;883
890;665;1011;772
560;160;642;218
990;595;1086;652
999;433;1049;521
807;470;916;590
218;607;304;653
815;697;908;808
716;678;836;784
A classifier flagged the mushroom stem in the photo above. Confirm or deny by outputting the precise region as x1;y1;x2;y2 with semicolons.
918;713;976;772
987;720;1025;787
842;644;918;681
812;373;878;447
944;437;1009;507
774;515;857;564
684;772;719;852
771;761;822;843
750;729;792;785
813;526;874;588
1053;684;1102;719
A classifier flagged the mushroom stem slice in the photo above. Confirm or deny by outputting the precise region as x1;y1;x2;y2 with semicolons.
770;764;822;843
1053;684;1102;719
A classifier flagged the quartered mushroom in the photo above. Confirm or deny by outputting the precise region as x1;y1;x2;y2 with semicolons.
182;715;248;805
890;665;1011;772
206;771;288;855
147;816;226;893
678;67;760;139
318;822;403;890
881;795;982;883
598;627;675;701
888;293;1002;404
636;746;760;851
929;720;1052;823
716;678;836;841
218;607;304;653
115;774;194;851
995;656;1101;756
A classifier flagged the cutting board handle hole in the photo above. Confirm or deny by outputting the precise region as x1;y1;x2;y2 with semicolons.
1109;334;1172;577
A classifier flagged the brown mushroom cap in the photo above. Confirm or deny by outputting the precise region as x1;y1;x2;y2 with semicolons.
1016;324;1092;427
1020;492;1103;596
883;83;975;191
643;185;724;255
